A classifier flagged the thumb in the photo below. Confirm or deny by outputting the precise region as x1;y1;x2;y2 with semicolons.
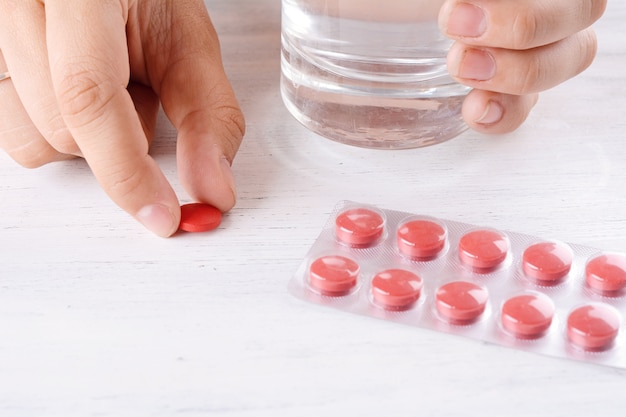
154;1;245;212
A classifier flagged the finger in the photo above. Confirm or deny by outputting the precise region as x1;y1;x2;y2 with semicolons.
0;78;74;167
462;90;539;134
0;0;80;157
0;44;71;167
139;0;245;212
439;0;607;50
447;29;598;95
127;82;160;146
46;0;180;237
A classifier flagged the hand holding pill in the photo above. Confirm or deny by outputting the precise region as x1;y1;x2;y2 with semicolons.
0;0;244;237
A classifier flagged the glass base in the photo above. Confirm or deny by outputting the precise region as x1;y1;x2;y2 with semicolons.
281;79;468;150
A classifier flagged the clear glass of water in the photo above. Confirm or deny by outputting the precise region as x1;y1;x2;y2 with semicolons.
280;0;470;149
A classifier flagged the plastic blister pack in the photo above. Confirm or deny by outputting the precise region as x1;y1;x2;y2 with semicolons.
288;201;626;368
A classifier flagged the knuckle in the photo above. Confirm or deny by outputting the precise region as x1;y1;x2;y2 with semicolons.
218;104;246;156
13;151;49;169
192;88;246;157
103;161;147;202
511;11;542;50
513;55;545;95
0;1;19;18
54;65;117;127
5;138;61;169
45;114;81;155
578;29;598;73
509;28;598;96
48;127;80;156
587;0;608;23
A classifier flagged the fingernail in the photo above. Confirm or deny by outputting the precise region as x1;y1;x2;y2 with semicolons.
475;100;504;125
449;46;496;81
220;157;237;202
445;3;487;38
136;204;177;237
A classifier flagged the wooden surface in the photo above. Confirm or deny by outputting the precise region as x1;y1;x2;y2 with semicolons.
1;1;625;415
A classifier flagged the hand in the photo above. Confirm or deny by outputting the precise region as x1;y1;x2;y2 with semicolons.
439;0;607;134
0;0;245;237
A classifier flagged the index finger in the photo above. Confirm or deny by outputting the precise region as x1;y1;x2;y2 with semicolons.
439;0;607;50
45;0;180;237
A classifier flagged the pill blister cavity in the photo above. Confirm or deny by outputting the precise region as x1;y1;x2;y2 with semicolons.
308;254;360;296
501;292;555;339
435;281;488;324
458;229;510;272
567;303;621;351
585;253;626;296
522;241;573;285
335;206;386;247
396;216;448;260
370;268;423;311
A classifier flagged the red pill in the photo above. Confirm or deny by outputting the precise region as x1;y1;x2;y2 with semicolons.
458;229;510;271
397;218;447;260
501;293;555;338
435;281;488;324
522;241;573;284
335;207;385;247
585;253;626;294
309;255;360;296
178;203;222;233
371;269;423;311
567;303;621;351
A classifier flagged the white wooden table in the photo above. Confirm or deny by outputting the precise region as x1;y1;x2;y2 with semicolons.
1;1;625;415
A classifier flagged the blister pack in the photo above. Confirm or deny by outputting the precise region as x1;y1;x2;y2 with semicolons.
288;201;626;368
